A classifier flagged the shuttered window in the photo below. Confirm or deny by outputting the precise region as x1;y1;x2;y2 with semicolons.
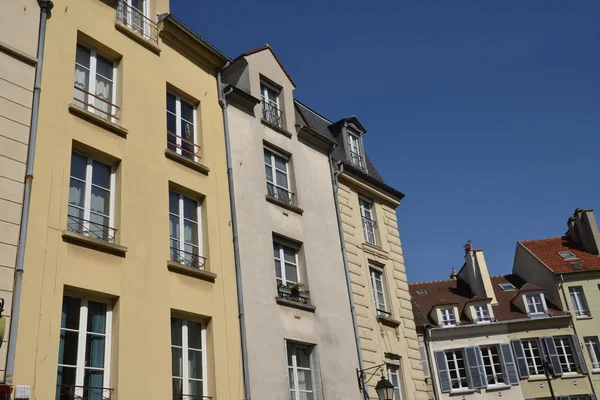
570;334;588;374
419;344;430;379
542;336;563;376
445;350;469;390
481;346;505;386
585;337;600;371
554;337;577;374
521;339;543;376
464;346;486;389
434;351;452;393
498;343;520;385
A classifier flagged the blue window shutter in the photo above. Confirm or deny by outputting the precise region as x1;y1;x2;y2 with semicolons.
590;394;596;400
510;339;529;379
499;343;520;385
465;346;487;389
434;351;452;393
570;334;588;374
541;336;563;376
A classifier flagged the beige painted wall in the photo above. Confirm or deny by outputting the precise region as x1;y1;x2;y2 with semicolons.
337;177;428;400
227;49;361;399
11;1;242;399
0;0;40;380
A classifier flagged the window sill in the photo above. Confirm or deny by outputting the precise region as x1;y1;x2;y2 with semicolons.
275;296;316;312
448;389;476;396
575;315;593;320
167;260;216;283
560;372;585;378
376;315;401;328
485;384;511;392
361;242;389;258
261;119;293;138
114;21;161;55
62;230;127;257
527;375;547;382
265;195;303;215
165;149;210;175
591;369;600;374
68;104;128;138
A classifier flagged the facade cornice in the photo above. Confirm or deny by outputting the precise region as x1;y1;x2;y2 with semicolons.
339;170;401;208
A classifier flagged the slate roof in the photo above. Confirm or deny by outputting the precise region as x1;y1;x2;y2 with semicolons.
520;236;600;274
409;274;567;327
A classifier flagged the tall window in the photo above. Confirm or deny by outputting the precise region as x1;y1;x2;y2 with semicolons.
169;191;203;269
524;294;545;316
167;92;197;161
480;346;505;386
264;148;293;205
261;84;282;127
370;265;388;317
287;343;314;400
56;295;111;400
74;44;118;122
171;317;206;399
569;287;590;317
274;241;298;287
387;363;403;400
440;307;456;327
584;337;600;371
359;197;377;245
522;339;544;376
554;337;577;374
445;350;468;390
473;304;491;323
347;132;364;169
68;151;115;243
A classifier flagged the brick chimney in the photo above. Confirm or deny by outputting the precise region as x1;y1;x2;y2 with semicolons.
567;208;600;255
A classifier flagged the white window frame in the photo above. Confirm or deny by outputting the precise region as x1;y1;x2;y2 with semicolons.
569;286;590;317
261;82;282;127
440;307;457;327
74;43;118;123
57;295;112;397
68;151;116;237
584;337;600;371
274;241;299;287
498;283;516;291
522;339;544;376
473;304;491;323
480;346;506;387
386;361;403;400
171;317;207;398
554;336;577;374
558;251;577;260
359;196;377;245
286;342;315;400
524;293;546;316
167;91;198;162
264;148;292;200
169;190;203;265
445;350;468;391
369;265;388;317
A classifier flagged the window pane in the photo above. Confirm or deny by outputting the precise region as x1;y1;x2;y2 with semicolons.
167;113;177;151
85;334;105;368
183;197;198;221
188;380;203;397
171;318;182;346
275;259;282;279
76;45;91;68
61;296;81;329
92;161;111;189
171;347;182;377
181;101;194;122
296;347;311;368
265;164;273;183
167;93;176;113
71;153;87;180
377;292;386;307
276;170;288;189
96;56;113;80
274;155;287;172
169;192;179;215
170;215;180;240
285;263;298;283
83;372;105;400
69;178;86;208
95;75;113;119
90;186;110;216
188;349;203;379
264;151;272;165
184;221;198;247
172;378;183;396
297;369;313;391
89;213;109;231
187;321;203;350
87;301;107;334
58;331;79;366
288;367;295;389
283;247;295;263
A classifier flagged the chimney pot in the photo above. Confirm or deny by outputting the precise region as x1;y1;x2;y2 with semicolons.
450;268;457;280
464;240;472;254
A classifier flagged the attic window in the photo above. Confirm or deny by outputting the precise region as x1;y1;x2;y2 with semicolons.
416;290;427;296
558;251;577;260
347;130;365;170
570;262;584;270
498;283;516;291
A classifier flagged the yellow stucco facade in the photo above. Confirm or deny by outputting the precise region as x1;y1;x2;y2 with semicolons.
9;1;242;399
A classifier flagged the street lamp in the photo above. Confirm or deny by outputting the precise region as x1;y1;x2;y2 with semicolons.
542;360;556;400
357;363;395;400
375;375;395;400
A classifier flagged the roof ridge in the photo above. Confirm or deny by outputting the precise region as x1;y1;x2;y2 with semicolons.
294;99;332;124
409;278;455;285
520;236;564;243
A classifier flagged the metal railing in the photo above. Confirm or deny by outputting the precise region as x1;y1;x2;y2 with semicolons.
173;395;212;400
167;131;201;161
73;86;120;121
267;183;294;206
349;151;365;170
170;247;206;270
116;0;159;46
277;286;310;305
361;216;377;245
67;214;116;244
262;99;283;128
56;385;113;400
376;308;391;318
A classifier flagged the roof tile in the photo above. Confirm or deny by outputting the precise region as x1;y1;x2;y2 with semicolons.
520;236;600;274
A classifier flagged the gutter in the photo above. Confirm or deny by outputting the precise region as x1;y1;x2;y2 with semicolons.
4;0;53;385
217;64;251;400
329;159;369;399
427;314;572;332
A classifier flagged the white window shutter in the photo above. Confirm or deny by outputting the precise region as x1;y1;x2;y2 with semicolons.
434;351;452;393
570;334;588;374
541;336;563;376
311;346;324;400
499;343;520;385
511;339;529;379
420;344;430;379
464;346;487;389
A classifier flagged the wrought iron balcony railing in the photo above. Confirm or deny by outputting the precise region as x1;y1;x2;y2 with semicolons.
262;99;283;128
167;131;201;161
67;214;117;244
349;150;365;170
170;247;206;270
73;86;120;121
56;385;113;400
277;286;310;305
116;0;159;46
376;308;391;318
361;216;377;245
173;395;212;400
267;183;294;206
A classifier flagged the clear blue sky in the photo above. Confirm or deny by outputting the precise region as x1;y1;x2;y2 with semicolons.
171;0;600;283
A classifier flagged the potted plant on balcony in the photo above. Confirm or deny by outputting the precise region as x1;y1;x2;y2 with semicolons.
277;283;292;297
290;283;310;302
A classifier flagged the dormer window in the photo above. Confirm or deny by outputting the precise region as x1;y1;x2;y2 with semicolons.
473;304;491;323
261;83;282;128
440;307;456;327
347;131;364;169
524;293;546;316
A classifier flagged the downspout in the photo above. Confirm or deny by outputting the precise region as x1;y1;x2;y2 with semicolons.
217;64;251;400
329;157;369;399
4;0;53;385
424;327;439;400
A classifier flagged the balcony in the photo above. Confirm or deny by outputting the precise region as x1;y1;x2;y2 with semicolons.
262;99;283;128
67;214;116;244
349;150;365;170
277;284;310;305
56;385;113;400
361;216;377;245
173;395;212;400
267;182;294;206
73;86;120;122
170;247;206;270
116;0;159;46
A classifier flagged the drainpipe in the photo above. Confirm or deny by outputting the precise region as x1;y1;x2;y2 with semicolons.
424;328;439;400
217;64;251;400
4;0;53;385
329;157;369;399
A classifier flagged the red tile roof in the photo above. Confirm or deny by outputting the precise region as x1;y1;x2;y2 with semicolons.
520;236;600;274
